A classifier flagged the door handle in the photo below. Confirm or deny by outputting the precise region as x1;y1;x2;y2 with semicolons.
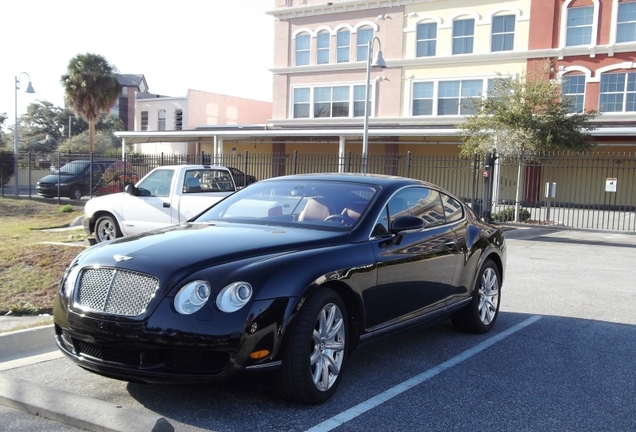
163;203;170;208
444;240;456;248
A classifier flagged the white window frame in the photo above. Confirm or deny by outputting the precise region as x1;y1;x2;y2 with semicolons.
336;29;350;63
157;110;166;131
410;77;496;117
416;21;437;57
560;0;599;48
317;31;330;64
561;74;586;113
616;1;636;43
599;71;636;113
491;14;515;52
291;84;373;119
356;27;374;62
295;33;311;66
452;18;475;55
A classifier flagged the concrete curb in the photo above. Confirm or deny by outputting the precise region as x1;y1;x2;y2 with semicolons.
0;374;173;432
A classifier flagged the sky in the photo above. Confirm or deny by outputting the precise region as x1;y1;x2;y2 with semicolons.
1;0;275;129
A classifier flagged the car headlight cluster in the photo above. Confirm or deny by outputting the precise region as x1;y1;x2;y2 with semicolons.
174;280;252;315
62;265;81;299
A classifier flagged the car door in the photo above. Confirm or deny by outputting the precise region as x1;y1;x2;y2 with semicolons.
120;168;175;236
368;187;462;331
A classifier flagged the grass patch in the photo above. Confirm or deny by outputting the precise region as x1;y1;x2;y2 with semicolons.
0;197;87;315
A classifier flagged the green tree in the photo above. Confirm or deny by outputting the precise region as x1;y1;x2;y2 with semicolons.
458;61;597;157
458;61;598;222
60;53;121;152
57;130;119;154
0;113;9;150
20;101;64;143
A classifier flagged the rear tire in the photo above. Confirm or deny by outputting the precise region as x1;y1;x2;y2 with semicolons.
276;288;348;404
94;215;122;243
452;259;500;334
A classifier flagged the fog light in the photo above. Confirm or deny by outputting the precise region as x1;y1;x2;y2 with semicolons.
249;350;270;359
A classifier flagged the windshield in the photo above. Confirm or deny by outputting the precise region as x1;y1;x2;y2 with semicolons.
55;161;89;175
195;179;378;229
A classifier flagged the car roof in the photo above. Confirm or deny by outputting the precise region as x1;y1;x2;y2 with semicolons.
259;172;437;190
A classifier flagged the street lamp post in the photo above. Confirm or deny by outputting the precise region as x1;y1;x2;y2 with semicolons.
362;36;386;174
14;73;35;196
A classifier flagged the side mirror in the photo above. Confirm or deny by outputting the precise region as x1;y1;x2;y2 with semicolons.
124;184;137;195
390;215;424;235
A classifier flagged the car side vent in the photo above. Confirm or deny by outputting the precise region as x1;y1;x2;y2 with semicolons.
75;268;159;316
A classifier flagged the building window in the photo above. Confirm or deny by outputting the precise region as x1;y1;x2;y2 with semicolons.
158;110;166;131
292;84;371;118
491;15;515;52
562;75;586;113
356;27;374;62
295;33;310;66
413;82;434;115
314;86;349;118
174;109;183;130
140;111;148;131
566;6;593;46
337;29;350;63
416;22;437;57
412;79;486;116
599;72;636;112
317;31;330;64
439;80;481;115
452;19;475;55
293;88;310;118
617;2;636;43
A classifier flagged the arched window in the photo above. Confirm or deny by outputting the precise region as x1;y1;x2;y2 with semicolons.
561;0;599;47
617;1;636;43
317;31;330;64
561;74;586;113
416;21;437;57
295;33;310;66
336;29;350;63
491;14;515;51
452;18;475;54
356;26;374;61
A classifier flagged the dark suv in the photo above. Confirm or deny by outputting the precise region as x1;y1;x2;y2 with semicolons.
36;160;116;200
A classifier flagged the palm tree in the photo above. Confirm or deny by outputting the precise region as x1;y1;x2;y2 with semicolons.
60;53;120;152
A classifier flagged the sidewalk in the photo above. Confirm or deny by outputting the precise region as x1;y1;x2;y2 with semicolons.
0;315;54;334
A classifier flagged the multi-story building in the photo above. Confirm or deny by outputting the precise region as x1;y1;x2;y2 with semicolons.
119;0;636;157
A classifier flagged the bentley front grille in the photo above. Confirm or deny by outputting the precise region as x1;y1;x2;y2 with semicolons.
75;268;159;316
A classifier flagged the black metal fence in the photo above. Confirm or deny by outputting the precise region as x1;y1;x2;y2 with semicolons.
2;150;635;232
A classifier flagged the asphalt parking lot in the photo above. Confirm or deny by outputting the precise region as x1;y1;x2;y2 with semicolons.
1;226;635;431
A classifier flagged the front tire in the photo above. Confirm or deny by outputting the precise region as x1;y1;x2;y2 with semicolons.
69;186;82;200
452;259;500;334
94;215;122;243
276;288;348;404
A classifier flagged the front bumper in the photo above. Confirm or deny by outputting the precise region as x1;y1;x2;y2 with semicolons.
53;296;291;384
81;216;92;235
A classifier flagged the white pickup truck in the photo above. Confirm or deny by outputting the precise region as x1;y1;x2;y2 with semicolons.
82;165;237;243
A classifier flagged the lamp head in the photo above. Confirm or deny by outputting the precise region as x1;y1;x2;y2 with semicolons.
371;50;387;69
25;82;35;94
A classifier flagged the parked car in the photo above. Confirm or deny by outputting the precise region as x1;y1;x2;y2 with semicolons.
36;159;117;200
54;173;506;404
227;167;257;187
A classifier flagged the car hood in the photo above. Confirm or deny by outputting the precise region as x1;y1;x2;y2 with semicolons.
76;222;347;277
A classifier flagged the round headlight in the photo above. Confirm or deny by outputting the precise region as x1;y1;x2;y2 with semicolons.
174;280;212;315
216;282;253;313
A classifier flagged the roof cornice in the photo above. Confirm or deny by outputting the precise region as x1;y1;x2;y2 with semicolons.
266;0;428;20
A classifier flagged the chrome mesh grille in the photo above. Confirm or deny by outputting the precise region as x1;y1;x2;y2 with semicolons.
75;268;159;316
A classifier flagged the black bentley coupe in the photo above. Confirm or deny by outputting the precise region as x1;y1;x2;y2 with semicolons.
54;173;506;404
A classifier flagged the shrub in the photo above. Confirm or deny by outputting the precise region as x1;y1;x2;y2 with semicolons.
1;152;15;187
492;207;531;222
59;204;74;213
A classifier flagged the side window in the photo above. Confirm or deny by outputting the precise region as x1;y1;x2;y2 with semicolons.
374;187;445;233
137;169;175;197
441;193;463;223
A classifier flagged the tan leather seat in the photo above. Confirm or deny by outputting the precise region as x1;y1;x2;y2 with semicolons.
298;198;333;221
